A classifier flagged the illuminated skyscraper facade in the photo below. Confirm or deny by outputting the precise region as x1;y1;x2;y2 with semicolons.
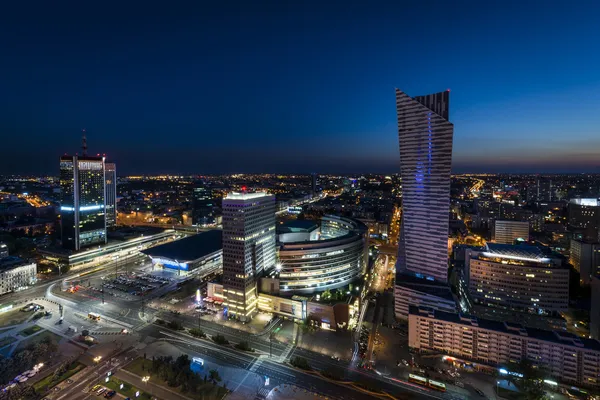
192;185;215;226
396;89;453;282
222;192;276;321
60;155;107;250
104;162;117;227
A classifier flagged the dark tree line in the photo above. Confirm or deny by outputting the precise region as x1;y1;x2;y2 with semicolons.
0;336;57;385
147;355;223;394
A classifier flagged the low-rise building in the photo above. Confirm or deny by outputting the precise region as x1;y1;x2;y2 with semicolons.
394;274;457;320
142;230;222;275
409;306;600;388
0;257;37;295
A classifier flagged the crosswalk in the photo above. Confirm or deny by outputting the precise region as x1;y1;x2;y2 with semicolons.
255;388;270;399
249;354;268;372
276;323;298;362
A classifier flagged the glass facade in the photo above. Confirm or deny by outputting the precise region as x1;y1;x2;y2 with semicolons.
60;155;106;250
278;216;368;294
192;186;215;226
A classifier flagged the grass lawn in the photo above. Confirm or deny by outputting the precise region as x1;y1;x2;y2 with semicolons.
19;325;43;336
104;377;152;400
16;330;61;351
33;361;85;394
125;358;227;400
0;309;32;327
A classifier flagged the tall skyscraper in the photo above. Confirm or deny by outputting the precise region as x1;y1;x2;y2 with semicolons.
222;192;276;321
537;178;553;203
395;89;453;282
311;173;317;195
192;185;215;226
104;162;117;227
60;154;107;250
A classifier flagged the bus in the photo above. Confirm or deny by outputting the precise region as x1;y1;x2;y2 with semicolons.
88;312;101;321
408;374;428;387
428;379;447;392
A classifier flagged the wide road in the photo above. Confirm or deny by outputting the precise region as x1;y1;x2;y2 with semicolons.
5;256;453;400
141;325;441;400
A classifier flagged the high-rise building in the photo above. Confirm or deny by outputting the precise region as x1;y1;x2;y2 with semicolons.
492;220;529;244
466;243;569;313
192;185;215;226
568;198;600;242
396;89;453;282
104;162;117;227
590;275;600;340
222;192;276;321
537;178;553;203
570;239;600;285
60;155;107;250
311;173;317;195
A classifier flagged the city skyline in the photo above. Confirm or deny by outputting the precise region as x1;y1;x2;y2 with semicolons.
2;2;600;175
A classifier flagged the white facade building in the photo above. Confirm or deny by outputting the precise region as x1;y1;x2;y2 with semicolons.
409;306;600;388
493;220;529;244
222;192;276;321
0;258;37;295
467;243;569;313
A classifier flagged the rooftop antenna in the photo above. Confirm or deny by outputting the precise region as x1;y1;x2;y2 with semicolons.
81;129;88;156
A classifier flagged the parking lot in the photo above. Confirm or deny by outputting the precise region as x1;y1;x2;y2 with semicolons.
64;273;174;303
97;273;173;299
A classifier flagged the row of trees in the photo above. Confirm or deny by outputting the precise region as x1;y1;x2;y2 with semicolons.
0;336;58;385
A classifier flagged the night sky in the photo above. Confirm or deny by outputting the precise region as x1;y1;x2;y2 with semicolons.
1;1;600;175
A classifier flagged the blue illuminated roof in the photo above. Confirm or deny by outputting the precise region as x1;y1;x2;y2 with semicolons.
141;230;222;263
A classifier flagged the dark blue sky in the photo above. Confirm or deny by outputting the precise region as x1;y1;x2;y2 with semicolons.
1;1;599;175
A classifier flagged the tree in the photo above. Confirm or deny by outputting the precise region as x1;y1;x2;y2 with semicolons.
189;328;206;338
505;360;547;400
208;369;221;385
212;334;229;345
167;320;184;330
290;356;311;370
234;341;253;352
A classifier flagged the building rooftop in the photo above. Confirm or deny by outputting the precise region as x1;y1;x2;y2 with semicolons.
396;273;455;302
409;305;600;352
570;198;598;207
483;243;552;262
141;230;222;262
278;220;319;234
0;256;31;271
224;192;271;201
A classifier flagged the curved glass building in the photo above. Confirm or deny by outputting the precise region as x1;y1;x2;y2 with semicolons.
276;215;368;294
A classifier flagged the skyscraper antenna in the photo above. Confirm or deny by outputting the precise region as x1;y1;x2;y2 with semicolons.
82;129;87;156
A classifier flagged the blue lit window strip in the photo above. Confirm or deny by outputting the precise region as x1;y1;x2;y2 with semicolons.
60;205;104;212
